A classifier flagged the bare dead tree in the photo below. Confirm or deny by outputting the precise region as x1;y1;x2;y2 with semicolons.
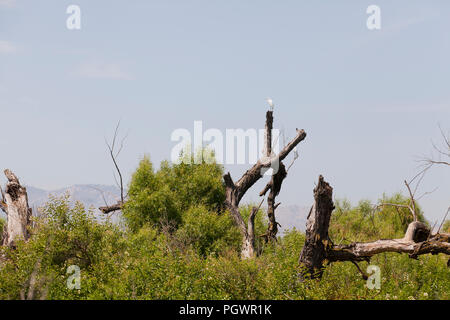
375;157;441;226
99;121;128;214
422;125;450;167
259;115;301;243
375;180;419;223
437;207;450;234
0;169;32;248
299;175;450;280
413;125;450;238
224;110;307;258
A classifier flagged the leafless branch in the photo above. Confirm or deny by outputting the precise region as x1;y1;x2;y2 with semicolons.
415;187;439;201
421;125;450;167
437;207;450;234
350;261;368;280
87;186;111;208
286;147;299;172
99;121;128;214
376;202;416;222
404;180;417;221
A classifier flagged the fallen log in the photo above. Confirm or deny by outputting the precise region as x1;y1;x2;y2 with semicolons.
99;201;123;214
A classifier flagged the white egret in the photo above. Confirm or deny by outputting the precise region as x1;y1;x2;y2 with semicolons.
266;98;274;111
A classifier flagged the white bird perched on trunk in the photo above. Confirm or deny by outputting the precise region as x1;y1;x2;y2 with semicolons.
266;98;274;111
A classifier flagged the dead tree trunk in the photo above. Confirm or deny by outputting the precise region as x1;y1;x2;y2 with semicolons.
241;204;261;259
259;162;286;242
299;175;335;279
258;110;300;242
223;173;254;259
224;110;307;258
0;169;32;248
299;175;450;280
98;121;127;215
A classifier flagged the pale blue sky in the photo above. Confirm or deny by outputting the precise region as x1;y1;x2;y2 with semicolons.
0;1;449;222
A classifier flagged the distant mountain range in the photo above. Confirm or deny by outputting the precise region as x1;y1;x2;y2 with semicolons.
276;205;309;233
26;184;122;211
4;184;310;232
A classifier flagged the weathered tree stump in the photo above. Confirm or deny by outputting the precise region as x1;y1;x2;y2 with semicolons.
298;175;334;279
1;169;32;248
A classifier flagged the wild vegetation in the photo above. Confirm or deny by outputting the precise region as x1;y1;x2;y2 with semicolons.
0;112;448;300
0;154;448;300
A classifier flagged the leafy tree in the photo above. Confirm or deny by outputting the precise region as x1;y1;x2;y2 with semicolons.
0;195;124;299
331;193;427;242
123;152;225;232
175;205;241;256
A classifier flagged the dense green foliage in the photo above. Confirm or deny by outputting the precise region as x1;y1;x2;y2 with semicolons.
123;155;225;232
331;194;427;242
0;155;448;300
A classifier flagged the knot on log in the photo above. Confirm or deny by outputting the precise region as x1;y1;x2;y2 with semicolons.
403;221;430;243
4;169;26;202
6;183;21;202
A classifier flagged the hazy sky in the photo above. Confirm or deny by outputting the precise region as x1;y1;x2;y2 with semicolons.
1;1;449;223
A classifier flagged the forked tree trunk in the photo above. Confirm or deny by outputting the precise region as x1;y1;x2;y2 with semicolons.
223;110;307;259
0;169;32;248
224;173;258;259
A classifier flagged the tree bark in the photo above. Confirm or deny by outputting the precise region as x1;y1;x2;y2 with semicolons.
298;175;335;279
241;206;259;259
1;169;32;248
258;111;289;242
260;162;286;241
232;128;306;204
327;232;449;262
264;111;273;158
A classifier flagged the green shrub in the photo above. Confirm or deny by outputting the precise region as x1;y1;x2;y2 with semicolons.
123;153;225;232
0;161;448;300
175;205;241;256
